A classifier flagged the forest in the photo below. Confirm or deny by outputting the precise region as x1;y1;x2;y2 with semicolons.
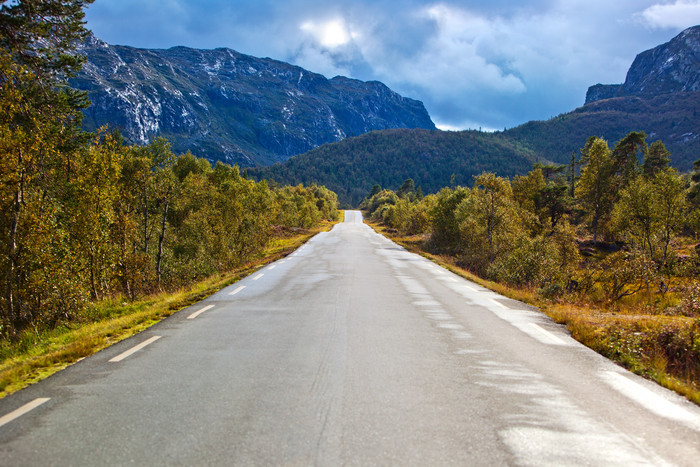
252;128;541;206
0;0;338;340
362;131;700;400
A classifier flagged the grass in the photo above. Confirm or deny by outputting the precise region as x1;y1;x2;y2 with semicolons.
367;220;700;406
0;221;335;399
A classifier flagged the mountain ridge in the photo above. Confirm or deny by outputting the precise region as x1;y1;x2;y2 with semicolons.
256;26;700;204
586;25;700;103
71;35;436;167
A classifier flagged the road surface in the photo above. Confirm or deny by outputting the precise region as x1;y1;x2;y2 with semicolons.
0;210;699;465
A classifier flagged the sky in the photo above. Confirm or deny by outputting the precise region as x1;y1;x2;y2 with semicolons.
84;0;700;131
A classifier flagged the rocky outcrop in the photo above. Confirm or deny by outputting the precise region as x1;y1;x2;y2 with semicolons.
71;35;436;167
585;26;700;104
584;84;622;104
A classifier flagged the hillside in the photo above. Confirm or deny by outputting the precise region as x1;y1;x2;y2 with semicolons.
521;25;700;170
256;26;700;201
505;91;699;170
251;129;542;206
71;35;435;167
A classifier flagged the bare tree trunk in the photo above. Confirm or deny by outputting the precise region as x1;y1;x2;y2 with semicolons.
6;153;25;332
156;198;169;286
142;183;149;255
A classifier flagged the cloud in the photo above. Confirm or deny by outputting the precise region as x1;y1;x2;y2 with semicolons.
638;0;700;29
300;19;353;49
85;0;690;131
403;4;527;94
291;45;353;78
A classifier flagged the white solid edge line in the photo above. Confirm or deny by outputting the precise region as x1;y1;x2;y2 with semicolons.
0;398;50;429
252;273;264;281
187;304;215;320
109;336;161;363
602;371;700;430
529;323;567;345
229;285;246;296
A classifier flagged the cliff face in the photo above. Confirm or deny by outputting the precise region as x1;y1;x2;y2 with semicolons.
586;26;700;104
71;35;436;166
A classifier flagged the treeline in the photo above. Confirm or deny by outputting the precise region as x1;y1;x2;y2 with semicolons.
363;131;697;303
0;0;338;337
252;128;540;206
363;132;700;388
504;91;700;171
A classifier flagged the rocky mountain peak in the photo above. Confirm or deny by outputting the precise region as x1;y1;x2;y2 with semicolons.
71;36;436;167
585;25;700;104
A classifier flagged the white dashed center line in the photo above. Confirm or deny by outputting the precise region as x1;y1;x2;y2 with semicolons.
252;273;264;281
109;336;161;363
0;398;50;428
229;285;246;296
187;304;215;320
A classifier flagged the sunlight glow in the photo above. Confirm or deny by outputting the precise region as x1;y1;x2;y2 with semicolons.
301;19;351;48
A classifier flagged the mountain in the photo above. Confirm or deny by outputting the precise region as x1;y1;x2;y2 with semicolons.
71;35;436;167
504;90;699;169
255;26;700;204
508;25;700;170
251;129;542;206
586;26;700;103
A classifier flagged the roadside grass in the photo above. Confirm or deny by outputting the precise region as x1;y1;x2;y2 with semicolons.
368;221;700;406
0;222;335;399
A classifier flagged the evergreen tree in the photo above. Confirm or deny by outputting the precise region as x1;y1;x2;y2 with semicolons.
576;138;616;244
642;140;671;178
611;131;647;186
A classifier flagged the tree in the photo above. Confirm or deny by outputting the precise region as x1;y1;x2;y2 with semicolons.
511;168;545;234
612;131;647;186
459;173;518;266
612;176;657;260
575;138;616;244
653;169;686;267
537;184;569;232
429;187;469;254
568;151;576;198
396;178;415;199
67;133;123;300
642;140;671;178
367;184;381;199
612;168;686;268
688;158;700;206
0;0;93;334
533;162;566;182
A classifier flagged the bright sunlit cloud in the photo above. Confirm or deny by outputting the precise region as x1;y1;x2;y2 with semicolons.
301;19;352;48
84;0;694;131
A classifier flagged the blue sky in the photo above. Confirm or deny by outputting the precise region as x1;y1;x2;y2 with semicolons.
84;0;700;131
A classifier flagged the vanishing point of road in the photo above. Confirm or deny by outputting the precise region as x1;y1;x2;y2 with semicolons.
1;211;699;465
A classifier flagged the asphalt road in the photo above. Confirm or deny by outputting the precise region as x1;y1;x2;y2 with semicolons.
1;210;699;466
